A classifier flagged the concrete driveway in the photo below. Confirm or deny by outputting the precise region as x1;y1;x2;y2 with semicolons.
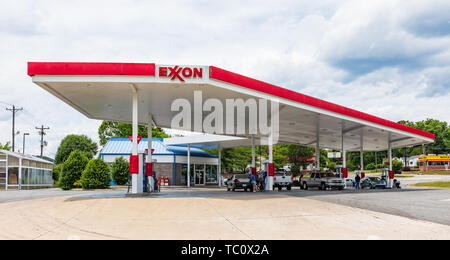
0;185;449;240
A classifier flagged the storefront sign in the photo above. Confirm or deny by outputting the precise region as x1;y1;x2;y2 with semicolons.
159;66;203;82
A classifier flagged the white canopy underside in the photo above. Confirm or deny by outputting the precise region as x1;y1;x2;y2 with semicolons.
32;75;433;151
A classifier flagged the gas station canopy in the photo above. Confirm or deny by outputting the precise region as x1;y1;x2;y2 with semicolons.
28;62;434;151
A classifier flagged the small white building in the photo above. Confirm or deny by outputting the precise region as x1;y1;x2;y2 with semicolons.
0;149;54;190
405;155;420;167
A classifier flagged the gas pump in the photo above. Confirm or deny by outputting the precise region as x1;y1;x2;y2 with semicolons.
144;149;157;192
262;160;275;191
130;150;158;194
335;165;343;178
381;168;393;189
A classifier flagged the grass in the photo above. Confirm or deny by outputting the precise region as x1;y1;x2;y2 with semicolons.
417;170;450;176
391;175;414;178
411;181;450;189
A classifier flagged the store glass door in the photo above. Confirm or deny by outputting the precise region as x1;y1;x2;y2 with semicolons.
195;164;205;186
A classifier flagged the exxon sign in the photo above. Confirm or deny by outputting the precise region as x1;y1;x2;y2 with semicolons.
158;66;203;82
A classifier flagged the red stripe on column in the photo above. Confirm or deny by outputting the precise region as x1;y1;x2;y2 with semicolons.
209;66;435;140
28;62;156;76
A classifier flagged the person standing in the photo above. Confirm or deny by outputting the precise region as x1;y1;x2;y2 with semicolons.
355;173;361;189
249;173;257;192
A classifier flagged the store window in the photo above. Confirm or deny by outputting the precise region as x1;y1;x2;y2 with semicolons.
206;164;218;183
181;164;195;185
181;164;187;184
8;167;18;185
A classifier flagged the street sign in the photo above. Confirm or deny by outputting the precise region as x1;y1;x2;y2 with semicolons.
327;152;341;158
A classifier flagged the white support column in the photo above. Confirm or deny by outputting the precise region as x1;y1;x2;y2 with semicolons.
131;86;139;194
315;142;320;171
341;128;346;179
251;135;256;168
267;130;274;191
218;143;222;187
360;132;364;172
388;134;393;188
187;144;191;187
251;135;256;178
147;114;153;191
315;118;320;171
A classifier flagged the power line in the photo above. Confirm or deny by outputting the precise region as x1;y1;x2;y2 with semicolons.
0;101;13;107
6;105;23;152
35;125;50;157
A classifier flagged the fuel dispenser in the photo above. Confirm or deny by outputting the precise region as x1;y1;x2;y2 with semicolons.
336;165;345;188
335;165;343;178
129;150;157;194
381;168;394;188
262;160;275;191
144;149;157;192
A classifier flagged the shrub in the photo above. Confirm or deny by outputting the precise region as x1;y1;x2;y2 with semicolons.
111;157;130;185
393;160;403;174
365;163;376;170
377;164;387;169
52;164;63;182
81;159;111;190
59;150;89;190
73;180;83;189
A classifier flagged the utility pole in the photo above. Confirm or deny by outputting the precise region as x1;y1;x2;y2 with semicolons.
6;105;23;152
35;125;50;157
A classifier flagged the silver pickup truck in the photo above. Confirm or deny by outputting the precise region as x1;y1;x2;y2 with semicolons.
302;172;345;191
273;171;293;191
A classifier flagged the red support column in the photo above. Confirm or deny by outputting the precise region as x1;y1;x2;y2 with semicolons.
251;167;257;178
146;162;153;177
268;163;275;176
343;168;348;178
130;155;139;174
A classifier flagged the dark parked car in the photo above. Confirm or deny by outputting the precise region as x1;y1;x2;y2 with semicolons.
361;177;387;189
227;174;253;192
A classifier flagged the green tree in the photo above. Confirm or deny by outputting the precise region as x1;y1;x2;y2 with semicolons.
54;135;98;165
221;147;252;173
0;141;11;151
287;145;315;172
273;144;289;168
398;119;450;155
81;159;111;189
98;121;169;146
59;150;89;190
111;157;130;185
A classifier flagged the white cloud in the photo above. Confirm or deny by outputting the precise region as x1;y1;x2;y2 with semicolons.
0;0;449;158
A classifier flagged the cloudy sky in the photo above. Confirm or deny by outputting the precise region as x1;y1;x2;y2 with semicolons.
0;0;449;157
